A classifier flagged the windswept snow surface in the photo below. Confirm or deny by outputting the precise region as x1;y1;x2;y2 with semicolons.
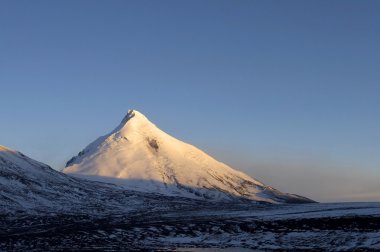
64;110;313;204
2;199;380;251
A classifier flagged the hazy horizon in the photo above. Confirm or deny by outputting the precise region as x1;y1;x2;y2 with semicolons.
1;1;379;202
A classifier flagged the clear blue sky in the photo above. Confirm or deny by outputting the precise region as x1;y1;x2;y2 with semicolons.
1;0;379;202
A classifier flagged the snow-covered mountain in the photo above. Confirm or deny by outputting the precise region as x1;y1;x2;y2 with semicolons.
0;145;82;212
64;110;313;203
0;145;167;214
6;131;380;251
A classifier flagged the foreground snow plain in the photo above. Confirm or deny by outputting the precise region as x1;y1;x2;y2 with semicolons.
2;199;380;251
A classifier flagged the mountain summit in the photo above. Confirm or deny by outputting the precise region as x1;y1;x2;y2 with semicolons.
64;110;313;203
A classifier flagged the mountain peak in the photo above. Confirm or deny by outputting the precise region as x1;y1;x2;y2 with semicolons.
122;109;136;121
120;109;150;125
64;111;314;204
115;109;156;136
120;109;135;124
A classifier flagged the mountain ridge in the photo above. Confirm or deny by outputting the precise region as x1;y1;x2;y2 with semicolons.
64;109;314;204
1;144;214;214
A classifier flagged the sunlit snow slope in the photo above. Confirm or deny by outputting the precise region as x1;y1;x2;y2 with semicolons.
64;110;314;203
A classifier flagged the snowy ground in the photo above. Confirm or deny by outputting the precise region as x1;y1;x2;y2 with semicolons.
1;144;379;250
1;202;379;251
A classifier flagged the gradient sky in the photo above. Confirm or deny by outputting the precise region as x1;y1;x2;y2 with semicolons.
1;1;379;202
